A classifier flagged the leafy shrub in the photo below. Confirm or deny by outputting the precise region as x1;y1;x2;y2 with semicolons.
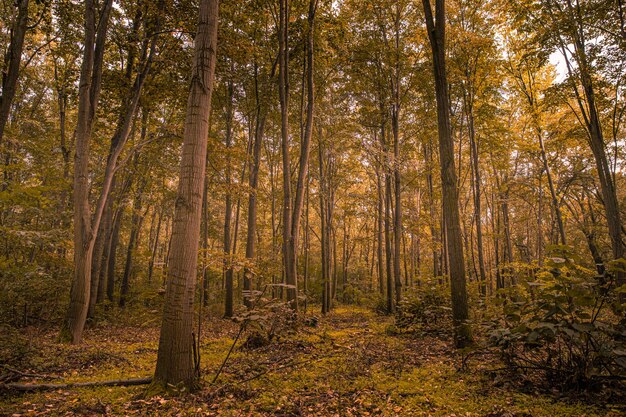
0;256;70;327
370;294;389;315
395;282;452;334
488;247;626;389
236;284;297;350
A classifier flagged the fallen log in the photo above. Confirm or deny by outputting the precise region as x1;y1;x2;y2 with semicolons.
1;377;152;392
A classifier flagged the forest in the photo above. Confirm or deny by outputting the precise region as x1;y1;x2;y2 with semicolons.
0;0;625;415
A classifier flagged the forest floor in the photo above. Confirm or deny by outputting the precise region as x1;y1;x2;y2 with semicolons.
0;305;624;416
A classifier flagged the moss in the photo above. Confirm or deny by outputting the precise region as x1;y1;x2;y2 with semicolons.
1;306;622;416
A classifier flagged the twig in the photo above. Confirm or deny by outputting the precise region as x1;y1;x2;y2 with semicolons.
0;365;61;381
1;377;152;392
210;285;269;385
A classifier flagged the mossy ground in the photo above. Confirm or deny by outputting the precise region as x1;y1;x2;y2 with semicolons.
1;306;623;416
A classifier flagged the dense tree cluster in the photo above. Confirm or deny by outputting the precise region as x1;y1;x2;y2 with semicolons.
0;0;624;388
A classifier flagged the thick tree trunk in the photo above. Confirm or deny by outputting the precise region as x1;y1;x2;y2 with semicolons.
423;0;472;347
153;0;219;389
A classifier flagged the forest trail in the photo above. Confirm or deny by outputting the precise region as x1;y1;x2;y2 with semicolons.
0;306;621;416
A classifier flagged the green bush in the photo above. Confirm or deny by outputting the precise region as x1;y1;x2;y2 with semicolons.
0;256;70;327
395;282;452;334
487;247;626;389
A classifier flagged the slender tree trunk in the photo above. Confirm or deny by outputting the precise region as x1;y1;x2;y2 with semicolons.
553;0;623;280
223;78;235;318
62;0;113;344
385;171;393;313
278;0;297;309
96;192;113;305
392;103;402;307
106;206;123;302
0;0;29;142
423;0;472;347
153;0;219;389
148;207;163;285
120;177;146;308
303;183;310;311
319;139;328;315
466;98;486;296
243;62;269;307
376;168;385;295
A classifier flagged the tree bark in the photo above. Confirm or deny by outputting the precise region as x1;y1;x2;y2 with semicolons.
423;0;472;347
62;0;113;344
153;0;219;389
0;0;29;142
223;78;234;318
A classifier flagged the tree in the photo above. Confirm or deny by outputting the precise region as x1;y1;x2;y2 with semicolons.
0;0;29;142
422;0;472;347
153;0;219;389
62;0;113;344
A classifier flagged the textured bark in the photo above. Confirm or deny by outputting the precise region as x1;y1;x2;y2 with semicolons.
278;0;298;308
63;0;113;344
423;0;472;347
286;0;318;310
0;0;29;142
223;78;234;318
153;0;219;389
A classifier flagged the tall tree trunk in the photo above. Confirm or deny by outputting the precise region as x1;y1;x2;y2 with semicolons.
553;0;623;280
96;191;114;305
223;78;235;318
148;207;163;285
153;0;219;389
62;0;113;344
243;62;269;308
423;141;440;279
466;97;486;296
319;138;329;315
120;176;146;308
286;0;317;312
303;183;310;310
278;0;297;309
106;205;123;302
376;168;385;295
423;0;472;347
385;170;393;313
0;0;29;142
